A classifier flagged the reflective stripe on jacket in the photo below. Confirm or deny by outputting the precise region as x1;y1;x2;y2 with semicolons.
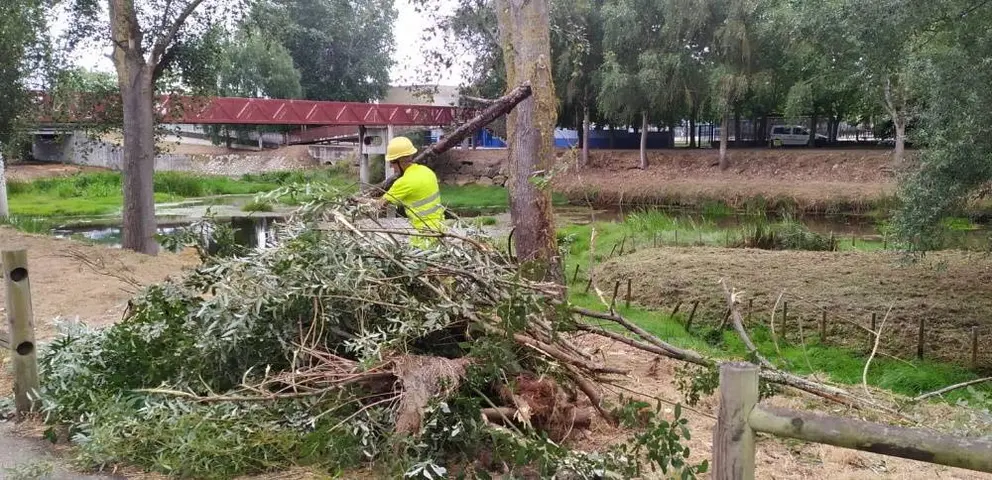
383;164;445;238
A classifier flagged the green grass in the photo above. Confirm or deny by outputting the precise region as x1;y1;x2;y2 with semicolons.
5;169;358;217
438;184;567;211
566;268;992;405
561;212;992;406
241;200;275;213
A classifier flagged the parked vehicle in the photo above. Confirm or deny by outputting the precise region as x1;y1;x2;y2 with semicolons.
769;125;827;147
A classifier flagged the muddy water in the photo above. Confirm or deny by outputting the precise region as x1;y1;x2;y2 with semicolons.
44;199;992;250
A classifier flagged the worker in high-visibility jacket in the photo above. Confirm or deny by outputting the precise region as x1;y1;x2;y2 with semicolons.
375;136;446;248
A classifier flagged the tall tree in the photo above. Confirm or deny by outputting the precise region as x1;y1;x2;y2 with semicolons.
204;25;303;146
551;0;604;167
0;0;47;219
710;0;765;170
893;1;992;250
494;0;562;283
598;0;677;169
258;0;395;101
841;0;931;163
63;0;247;253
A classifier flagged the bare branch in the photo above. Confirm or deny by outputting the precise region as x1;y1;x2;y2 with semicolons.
863;306;892;401
150;0;208;65
913;376;992;403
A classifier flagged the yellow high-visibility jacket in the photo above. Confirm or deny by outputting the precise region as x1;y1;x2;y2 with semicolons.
383;164;445;247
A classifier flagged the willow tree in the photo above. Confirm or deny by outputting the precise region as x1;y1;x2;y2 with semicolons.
552;0;604;168
63;0;244;254
0;0;46;219
494;0;562;283
711;0;763;170
598;0;671;170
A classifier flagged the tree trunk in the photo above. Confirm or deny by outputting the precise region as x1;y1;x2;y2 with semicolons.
733;111;742;147
894;117;906;164
719;111;730;170
581;105;590;167
0;148;8;220
117;65;158;254
495;0;562;284
809;113;818;147
639;111;648;169
109;0;159;255
689;112;697;148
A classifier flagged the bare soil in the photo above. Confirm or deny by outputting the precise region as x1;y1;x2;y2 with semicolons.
0;227;198;340
574;336;992;479
597;246;992;367
552;149;901;211
6;163;110;182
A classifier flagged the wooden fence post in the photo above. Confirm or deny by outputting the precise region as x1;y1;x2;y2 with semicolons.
820;310;827;343
625;278;632;309
782;301;789;342
917;318;926;360
713;362;759;480
971;327;979;368
3;249;39;413
686;300;700;332
610;280;621;311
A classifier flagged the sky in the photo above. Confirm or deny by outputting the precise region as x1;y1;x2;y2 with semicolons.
58;0;470;89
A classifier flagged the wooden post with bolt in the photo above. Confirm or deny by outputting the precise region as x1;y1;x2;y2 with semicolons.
3;249;39;413
713;362;759;480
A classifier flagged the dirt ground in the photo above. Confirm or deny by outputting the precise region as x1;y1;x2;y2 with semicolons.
552;148;900;210
597;246;992;367
573;336;992;480
6;163;110;182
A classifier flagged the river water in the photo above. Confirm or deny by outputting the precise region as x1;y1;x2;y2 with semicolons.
44;200;988;250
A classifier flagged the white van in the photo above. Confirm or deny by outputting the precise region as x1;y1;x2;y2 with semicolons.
769;125;827;146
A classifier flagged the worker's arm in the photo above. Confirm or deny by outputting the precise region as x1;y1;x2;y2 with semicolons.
380;175;412;208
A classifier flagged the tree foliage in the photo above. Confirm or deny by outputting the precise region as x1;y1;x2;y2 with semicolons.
254;0;396;101
0;0;47;148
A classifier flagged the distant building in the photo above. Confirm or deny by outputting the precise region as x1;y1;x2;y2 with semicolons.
383;85;462;107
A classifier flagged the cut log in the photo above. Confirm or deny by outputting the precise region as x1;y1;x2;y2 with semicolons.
370;84;533;196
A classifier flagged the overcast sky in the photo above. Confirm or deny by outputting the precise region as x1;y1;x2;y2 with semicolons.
57;0;470;89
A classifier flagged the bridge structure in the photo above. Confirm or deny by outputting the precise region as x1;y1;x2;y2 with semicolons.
29;92;479;172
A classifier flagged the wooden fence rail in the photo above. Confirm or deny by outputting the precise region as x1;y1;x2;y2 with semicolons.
713;362;992;479
3;249;40;413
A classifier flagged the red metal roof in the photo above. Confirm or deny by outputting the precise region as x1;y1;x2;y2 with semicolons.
34;92;472;127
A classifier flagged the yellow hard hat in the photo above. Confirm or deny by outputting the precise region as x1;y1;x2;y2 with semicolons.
385;136;417;162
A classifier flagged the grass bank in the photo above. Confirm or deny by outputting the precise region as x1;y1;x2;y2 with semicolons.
4;168;523;218
561;214;992;406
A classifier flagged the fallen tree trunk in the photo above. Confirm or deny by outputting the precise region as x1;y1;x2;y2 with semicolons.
368;84;533;196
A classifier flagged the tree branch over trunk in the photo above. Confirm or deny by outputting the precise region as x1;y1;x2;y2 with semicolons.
150;0;208;64
368;84;532;196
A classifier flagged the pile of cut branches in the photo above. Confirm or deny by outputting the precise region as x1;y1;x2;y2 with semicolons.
39;199;701;478
36;196;907;478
